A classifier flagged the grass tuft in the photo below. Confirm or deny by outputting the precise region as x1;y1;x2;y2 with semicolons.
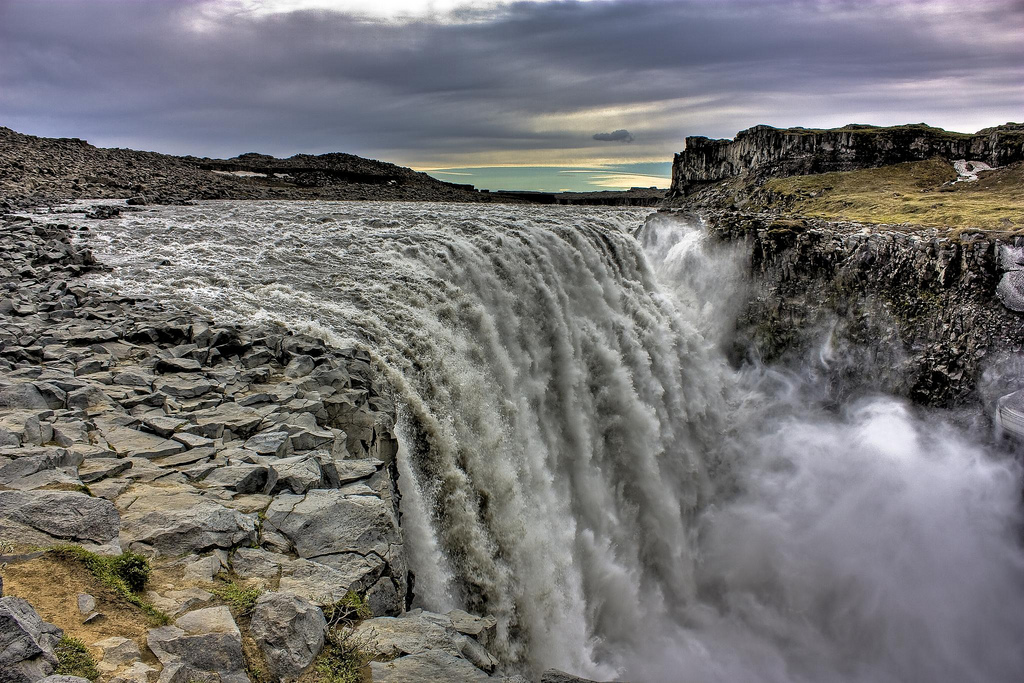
49;544;168;625
54;635;100;680
211;580;264;617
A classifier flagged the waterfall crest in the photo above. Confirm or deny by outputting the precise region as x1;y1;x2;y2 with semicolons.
83;201;1024;682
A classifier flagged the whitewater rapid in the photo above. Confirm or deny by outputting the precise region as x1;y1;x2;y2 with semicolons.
75;201;1024;682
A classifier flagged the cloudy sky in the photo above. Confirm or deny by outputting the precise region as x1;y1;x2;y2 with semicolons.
1;0;1022;190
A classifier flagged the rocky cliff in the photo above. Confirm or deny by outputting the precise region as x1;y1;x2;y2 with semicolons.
671;123;1024;196
687;209;1024;408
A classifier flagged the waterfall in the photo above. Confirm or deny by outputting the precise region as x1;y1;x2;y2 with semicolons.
81;201;1024;682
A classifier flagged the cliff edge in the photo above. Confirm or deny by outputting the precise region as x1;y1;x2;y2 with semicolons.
670;122;1024;197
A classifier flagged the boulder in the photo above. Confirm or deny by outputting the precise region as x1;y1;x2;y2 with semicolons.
278;557;383;606
351;614;461;659
368;650;490;682
0;596;63;683
0;490;120;546
243;431;292;458
118;485;257;556
262;489;400;566
249;592;326;681
147;606;249;683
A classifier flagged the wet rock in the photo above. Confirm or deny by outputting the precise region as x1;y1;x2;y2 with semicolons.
249;592;326;681
0;596;63;683
541;670;618;683
447;609;497;646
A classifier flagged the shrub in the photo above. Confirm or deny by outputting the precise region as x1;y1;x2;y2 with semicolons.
54;635;100;680
49;544;168;625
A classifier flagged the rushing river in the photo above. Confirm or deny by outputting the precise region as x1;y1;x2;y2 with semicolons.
74;201;1024;682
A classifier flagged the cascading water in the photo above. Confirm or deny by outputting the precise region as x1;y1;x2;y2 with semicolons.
74;201;1024;682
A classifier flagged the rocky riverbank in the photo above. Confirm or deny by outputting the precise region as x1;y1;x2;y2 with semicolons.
0;215;606;682
681;209;1024;408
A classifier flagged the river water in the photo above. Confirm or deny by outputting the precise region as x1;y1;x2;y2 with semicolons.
76;201;1024;682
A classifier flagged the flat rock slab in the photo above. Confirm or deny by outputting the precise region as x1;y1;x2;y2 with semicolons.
0;490;120;546
118;484;257;556
369;650;489;683
101;424;184;459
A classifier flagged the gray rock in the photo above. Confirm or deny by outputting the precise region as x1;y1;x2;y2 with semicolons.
352;614;462;659
142;415;187;438
38;677;93;683
101;424;184;459
0;490;120;546
147;606;249;683
92;635;142;668
243;430;292;458
231;547;290;582
249;592;326;681
270;455;326;494
188;402;264;440
540;670;618;683
154;375;219;399
263;489;400;567
118;484;257;556
76;593;96;615
447;609;497;646
997;270;1024;312
200;464;277;494
278;557;383;606
368;650;489;682
0;382;49;410
365;577;401;617
284;355;316;378
156;357;202;373
78;457;132;483
0;596;63;683
0;446;82;487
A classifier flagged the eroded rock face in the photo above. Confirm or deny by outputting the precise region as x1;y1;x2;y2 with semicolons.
0;596;64;683
686;210;1024;407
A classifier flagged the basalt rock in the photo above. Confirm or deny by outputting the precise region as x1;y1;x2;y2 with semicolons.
671;122;1024;196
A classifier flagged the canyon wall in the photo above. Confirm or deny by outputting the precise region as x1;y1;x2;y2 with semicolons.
689;210;1024;408
671;123;1024;195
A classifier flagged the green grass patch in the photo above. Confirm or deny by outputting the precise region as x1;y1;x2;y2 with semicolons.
212;580;264;617
313;637;365;683
49;544;169;625
757;158;1024;231
54;635;100;680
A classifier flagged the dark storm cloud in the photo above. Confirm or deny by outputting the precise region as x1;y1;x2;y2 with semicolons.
0;0;1021;167
593;130;634;143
